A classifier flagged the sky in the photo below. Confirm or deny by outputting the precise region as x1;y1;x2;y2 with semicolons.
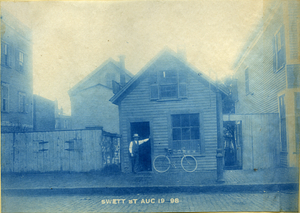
1;0;264;115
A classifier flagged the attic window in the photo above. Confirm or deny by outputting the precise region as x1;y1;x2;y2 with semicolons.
150;70;187;100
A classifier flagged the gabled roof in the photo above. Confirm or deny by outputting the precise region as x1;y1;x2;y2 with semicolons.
232;0;281;71
68;58;133;96
110;47;229;105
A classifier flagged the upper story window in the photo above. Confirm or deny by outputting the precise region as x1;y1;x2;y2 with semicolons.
149;70;187;100
273;26;286;72
245;68;250;95
1;83;9;112
16;50;26;72
19;51;24;71
1;42;12;67
19;92;26;113
171;113;200;153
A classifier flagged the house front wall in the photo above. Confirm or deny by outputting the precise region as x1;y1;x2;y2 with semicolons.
234;1;299;168
119;57;218;173
71;86;119;133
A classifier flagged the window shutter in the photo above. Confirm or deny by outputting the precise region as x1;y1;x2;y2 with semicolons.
150;85;158;99
272;36;276;72
149;71;157;84
280;26;286;66
179;71;187;98
199;113;205;154
23;53;27;72
179;70;187;83
1;42;5;65
149;71;158;100
179;83;187;98
8;44;14;68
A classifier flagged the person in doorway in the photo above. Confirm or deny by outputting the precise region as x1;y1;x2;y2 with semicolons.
129;133;150;173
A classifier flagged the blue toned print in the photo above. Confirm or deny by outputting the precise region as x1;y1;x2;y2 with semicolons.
1;1;299;212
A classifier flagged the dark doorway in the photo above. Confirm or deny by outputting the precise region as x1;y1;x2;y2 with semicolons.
223;121;242;170
130;122;151;171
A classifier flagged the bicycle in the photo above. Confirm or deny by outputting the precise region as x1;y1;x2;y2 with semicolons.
153;148;197;173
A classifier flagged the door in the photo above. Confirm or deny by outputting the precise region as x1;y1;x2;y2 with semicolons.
223;121;242;170
130;122;152;171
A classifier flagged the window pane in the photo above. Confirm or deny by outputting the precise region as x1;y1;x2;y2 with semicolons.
172;128;181;140
160;70;177;84
190;114;199;126
173;140;181;150
172;115;181;127
181;141;190;150
160;84;178;98
191;127;200;139
182;128;190;140
181;114;189;127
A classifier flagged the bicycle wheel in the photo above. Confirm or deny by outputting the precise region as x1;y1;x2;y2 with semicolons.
181;155;197;172
153;155;170;173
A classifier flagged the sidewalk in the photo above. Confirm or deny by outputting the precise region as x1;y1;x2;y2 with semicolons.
2;167;299;194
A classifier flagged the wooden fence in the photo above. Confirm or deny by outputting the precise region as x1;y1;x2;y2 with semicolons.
1;130;120;173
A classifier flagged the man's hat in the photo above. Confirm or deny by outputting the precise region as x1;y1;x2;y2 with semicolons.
133;133;139;138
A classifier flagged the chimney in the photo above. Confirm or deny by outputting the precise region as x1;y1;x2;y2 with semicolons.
118;55;126;69
118;55;126;86
177;45;186;61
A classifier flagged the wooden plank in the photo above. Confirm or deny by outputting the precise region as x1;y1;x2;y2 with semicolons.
81;130;88;172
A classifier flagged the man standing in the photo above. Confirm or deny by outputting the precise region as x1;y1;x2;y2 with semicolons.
129;134;150;173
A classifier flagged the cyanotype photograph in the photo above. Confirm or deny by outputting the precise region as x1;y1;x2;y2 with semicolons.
1;0;299;212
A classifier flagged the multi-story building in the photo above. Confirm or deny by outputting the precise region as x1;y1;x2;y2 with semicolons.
68;56;132;133
1;9;33;133
225;0;300;169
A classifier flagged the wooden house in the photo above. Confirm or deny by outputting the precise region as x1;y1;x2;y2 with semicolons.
225;0;300;170
68;56;132;133
110;48;229;174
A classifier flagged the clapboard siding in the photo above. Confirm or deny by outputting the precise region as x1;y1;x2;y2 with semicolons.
119;61;219;172
235;4;287;114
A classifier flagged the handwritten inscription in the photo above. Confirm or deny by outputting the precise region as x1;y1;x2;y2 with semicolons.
101;198;179;204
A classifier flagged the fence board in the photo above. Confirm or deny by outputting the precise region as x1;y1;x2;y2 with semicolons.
1;129;121;173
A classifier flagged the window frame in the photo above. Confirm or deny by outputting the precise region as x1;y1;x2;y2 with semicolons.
149;69;187;101
1;42;12;68
168;110;205;155
17;50;25;72
1;83;9;112
273;25;286;73
18;92;26;113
